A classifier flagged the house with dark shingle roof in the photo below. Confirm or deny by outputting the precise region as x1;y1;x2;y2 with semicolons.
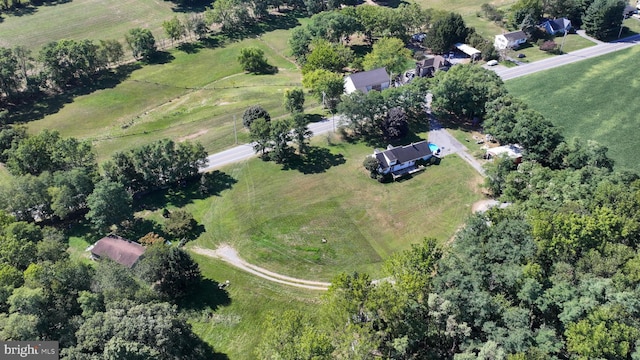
416;55;450;77
494;30;528;50
88;234;145;268
541;18;572;36
344;67;390;94
373;141;435;178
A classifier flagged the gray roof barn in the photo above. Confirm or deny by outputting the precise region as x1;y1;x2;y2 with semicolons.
89;234;145;268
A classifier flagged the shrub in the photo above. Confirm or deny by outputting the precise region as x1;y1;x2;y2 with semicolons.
539;40;558;52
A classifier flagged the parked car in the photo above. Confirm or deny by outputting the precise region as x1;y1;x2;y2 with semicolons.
487;60;499;66
517;53;526;58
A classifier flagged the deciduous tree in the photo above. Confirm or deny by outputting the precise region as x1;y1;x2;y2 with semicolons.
283;88;305;114
582;0;626;40
125;28;157;60
302;40;353;74
362;37;411;79
424;12;469;54
162;209;197;241
431;64;505;120
205;0;252;33
237;47;271;74
242;104;271;128
301;69;343;110
85;179;133;231
162;16;185;46
135;244;201;300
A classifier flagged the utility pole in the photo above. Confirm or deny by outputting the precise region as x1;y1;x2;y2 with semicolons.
233;115;238;144
560;29;568;52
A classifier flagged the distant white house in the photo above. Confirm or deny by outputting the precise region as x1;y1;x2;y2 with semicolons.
344;67;390;94
541;18;572;36
373;141;435;178
494;31;528;50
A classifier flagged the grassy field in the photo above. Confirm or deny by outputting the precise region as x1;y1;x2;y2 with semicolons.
506;45;640;172
0;0;180;52
189;255;320;360
184;137;483;281
26;37;309;162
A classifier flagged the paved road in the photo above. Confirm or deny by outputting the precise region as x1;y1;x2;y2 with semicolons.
200;33;640;171
199;116;339;172
494;33;640;80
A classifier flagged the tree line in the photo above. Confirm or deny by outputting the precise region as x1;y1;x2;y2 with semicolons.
0;128;208;233
0;209;218;358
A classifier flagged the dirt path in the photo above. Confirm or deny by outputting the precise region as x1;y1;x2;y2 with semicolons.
190;245;331;291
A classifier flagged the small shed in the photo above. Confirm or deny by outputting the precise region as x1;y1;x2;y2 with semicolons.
454;43;482;60
88;234;146;268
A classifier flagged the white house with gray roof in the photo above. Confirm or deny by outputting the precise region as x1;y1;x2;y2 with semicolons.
494;30;528;50
344;67;390;94
373;141;434;177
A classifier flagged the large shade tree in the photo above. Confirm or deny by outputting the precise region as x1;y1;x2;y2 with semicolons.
582;0;626;40
125;28;157;60
362;37;411;79
431;64;505;120
424;12;469;54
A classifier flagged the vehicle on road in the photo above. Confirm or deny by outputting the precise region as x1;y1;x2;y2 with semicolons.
487;60;499;66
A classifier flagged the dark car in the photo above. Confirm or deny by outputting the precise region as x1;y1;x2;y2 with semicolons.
517;53;526;58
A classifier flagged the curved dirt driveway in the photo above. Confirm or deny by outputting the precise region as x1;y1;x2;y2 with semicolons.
190;245;331;291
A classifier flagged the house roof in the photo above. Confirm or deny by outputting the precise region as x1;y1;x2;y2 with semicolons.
501;30;527;41
544;18;571;31
417;55;449;69
375;141;432;169
89;234;145;268
345;68;389;89
454;43;481;56
487;144;523;159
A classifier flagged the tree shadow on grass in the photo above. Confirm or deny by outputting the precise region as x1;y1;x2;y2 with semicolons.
145;51;175;65
170;0;210;13
6;64;140;124
177;42;204;54
179;278;232;311
281;146;346;174
221;13;301;41
200;35;223;49
4;5;38;16
135;171;238;212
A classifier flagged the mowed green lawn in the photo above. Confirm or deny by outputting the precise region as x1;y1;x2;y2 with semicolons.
189;256;320;360
506;45;640;172
188;138;483;281
26;37;306;162
0;0;179;52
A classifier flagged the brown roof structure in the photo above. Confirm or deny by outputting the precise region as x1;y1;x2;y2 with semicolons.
89;234;145;268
